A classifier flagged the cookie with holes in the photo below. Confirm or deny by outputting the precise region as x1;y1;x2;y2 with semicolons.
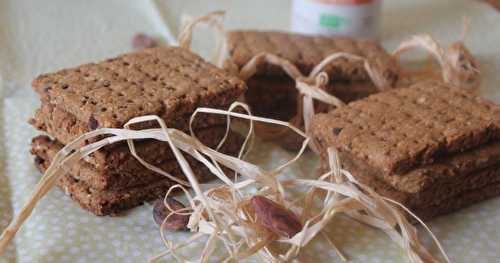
30;127;243;191
29;99;234;146
28;46;246;215
31;134;241;216
29;46;246;170
224;30;399;150
30;46;246;143
311;80;500;220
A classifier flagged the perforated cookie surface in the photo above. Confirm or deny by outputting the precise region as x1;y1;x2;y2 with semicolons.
226;30;398;84
312;81;500;174
32;46;246;128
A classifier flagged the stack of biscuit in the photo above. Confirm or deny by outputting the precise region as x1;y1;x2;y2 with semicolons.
29;47;246;216
311;81;500;220
224;30;399;149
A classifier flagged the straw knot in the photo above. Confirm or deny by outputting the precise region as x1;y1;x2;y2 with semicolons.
393;33;481;92
443;42;481;91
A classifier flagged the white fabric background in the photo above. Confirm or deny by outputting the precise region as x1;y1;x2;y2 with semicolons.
0;0;499;262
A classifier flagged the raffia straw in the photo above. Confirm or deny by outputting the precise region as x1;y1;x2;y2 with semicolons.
392;30;480;92
321;231;347;262
0;101;449;262
148;103;448;262
177;10;226;64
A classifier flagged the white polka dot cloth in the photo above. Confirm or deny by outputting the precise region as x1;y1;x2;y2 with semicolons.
1;0;500;262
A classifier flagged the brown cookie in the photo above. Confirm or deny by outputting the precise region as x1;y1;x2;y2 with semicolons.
31;46;246;140
225;30;398;151
30;111;237;172
312;80;500;174
31;127;243;191
226;30;398;83
29;101;231;146
331;141;500;195
312;81;500;220
32;137;239;216
317;164;500;221
245;75;378;151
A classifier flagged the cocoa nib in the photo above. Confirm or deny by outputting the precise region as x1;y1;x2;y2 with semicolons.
34;156;44;166
332;127;343;135
250;195;303;238
153;198;189;231
88;116;99;130
132;33;158;50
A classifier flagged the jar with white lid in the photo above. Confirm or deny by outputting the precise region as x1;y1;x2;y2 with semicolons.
290;0;382;40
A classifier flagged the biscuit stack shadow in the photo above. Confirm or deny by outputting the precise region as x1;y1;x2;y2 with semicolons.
29;47;246;216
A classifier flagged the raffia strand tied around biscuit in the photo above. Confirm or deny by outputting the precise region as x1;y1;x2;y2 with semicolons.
392;33;480;92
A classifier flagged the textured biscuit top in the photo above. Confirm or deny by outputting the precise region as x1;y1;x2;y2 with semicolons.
311;81;500;174
226;30;398;84
32;47;246;128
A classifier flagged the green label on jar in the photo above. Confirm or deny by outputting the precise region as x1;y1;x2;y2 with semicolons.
319;14;351;29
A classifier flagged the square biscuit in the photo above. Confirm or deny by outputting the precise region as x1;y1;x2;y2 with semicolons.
29;101;230;146
245;76;378;120
226;30;398;84
31;127;243;190
225;30;397;151
33;150;228;216
317;164;500;221
30;104;233;171
32;46;246;130
245;76;378;151
335;141;500;197
312;81;500;174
